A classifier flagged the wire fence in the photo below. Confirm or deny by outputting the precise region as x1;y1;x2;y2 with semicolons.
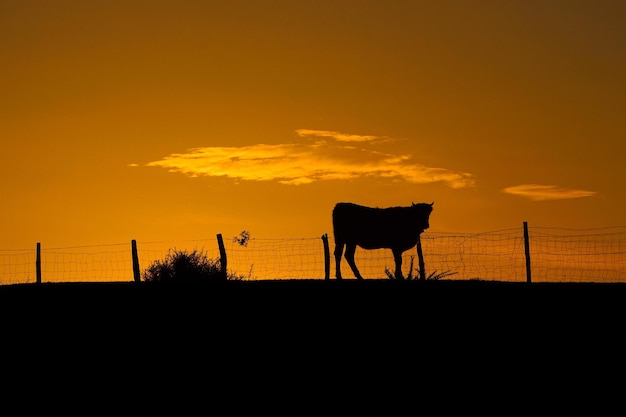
1;225;626;285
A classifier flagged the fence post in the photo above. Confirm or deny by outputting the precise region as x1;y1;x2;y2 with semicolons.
523;221;532;283
416;234;426;281
131;239;141;283
322;234;330;280
36;242;41;284
217;233;227;280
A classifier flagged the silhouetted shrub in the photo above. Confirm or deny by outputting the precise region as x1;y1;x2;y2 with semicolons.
142;248;238;282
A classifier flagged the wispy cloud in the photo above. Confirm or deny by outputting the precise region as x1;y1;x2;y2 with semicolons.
295;129;384;142
502;184;597;201
144;130;475;188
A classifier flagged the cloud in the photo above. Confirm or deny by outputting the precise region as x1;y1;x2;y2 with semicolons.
502;184;597;201
144;130;476;188
295;129;384;142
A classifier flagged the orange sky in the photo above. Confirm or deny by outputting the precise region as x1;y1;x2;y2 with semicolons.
2;0;625;252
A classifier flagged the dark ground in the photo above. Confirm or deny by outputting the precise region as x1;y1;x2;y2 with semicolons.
2;279;624;406
3;277;626;308
2;278;625;329
3;278;625;359
4;278;625;369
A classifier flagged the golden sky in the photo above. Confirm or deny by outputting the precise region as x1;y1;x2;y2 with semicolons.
2;0;625;250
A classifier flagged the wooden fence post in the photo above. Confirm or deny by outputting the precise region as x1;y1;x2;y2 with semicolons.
523;221;532;283
416;234;426;281
217;233;227;280
322;234;330;280
36;242;41;284
131;239;141;283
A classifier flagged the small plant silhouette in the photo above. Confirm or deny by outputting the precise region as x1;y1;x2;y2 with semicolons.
233;230;251;247
384;255;457;280
142;248;243;282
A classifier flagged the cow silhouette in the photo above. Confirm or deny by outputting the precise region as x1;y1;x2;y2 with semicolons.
332;202;434;280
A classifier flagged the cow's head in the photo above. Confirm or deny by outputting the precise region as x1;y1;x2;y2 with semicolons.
412;201;434;232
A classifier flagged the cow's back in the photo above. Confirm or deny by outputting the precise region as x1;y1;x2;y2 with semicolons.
332;203;397;246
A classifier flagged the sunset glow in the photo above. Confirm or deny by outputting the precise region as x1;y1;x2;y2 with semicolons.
2;1;625;283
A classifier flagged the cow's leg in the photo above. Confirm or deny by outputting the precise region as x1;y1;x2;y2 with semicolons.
344;244;364;280
392;248;404;280
334;242;345;280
